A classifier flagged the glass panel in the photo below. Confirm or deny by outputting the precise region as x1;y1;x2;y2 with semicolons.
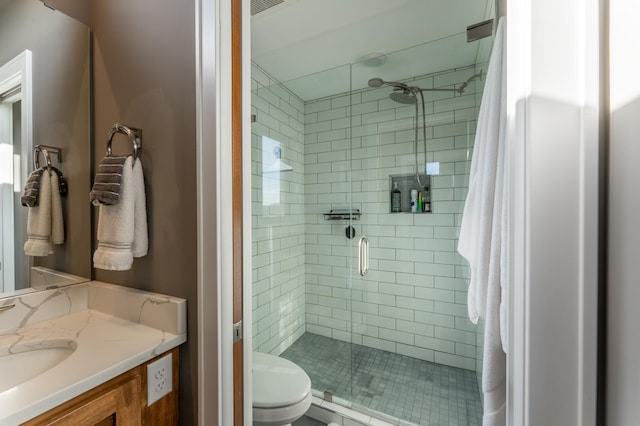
250;62;355;402
250;24;495;425
250;63;307;357
349;32;485;425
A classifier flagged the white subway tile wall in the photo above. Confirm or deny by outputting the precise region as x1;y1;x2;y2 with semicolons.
252;63;481;371
304;66;478;371
251;63;307;355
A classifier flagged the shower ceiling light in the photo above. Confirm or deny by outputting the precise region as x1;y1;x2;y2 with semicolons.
359;52;388;67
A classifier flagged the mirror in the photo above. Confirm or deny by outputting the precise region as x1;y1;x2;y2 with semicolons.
0;0;91;296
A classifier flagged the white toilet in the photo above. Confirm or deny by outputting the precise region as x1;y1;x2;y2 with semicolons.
252;352;312;426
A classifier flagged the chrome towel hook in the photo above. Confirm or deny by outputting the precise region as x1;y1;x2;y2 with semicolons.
106;123;142;161
33;144;62;172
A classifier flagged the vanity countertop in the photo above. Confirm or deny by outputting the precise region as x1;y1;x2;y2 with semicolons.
0;281;187;425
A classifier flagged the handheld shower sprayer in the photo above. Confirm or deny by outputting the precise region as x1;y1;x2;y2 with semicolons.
367;78;413;91
367;78;384;88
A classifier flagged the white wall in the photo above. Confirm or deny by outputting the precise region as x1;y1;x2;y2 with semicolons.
607;1;640;424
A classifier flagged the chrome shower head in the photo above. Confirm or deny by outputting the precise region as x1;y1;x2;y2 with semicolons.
367;78;384;88
368;77;411;90
369;77;417;103
390;89;416;104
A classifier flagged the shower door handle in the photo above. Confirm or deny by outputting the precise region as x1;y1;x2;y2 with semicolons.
358;236;369;276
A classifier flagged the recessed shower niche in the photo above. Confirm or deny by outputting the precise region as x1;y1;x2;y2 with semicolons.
389;173;431;214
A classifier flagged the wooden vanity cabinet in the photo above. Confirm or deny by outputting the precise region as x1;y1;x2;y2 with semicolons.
22;348;179;426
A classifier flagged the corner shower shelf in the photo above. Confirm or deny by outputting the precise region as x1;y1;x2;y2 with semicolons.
323;209;361;221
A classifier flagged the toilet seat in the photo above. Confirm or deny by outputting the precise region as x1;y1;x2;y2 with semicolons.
252;352;312;425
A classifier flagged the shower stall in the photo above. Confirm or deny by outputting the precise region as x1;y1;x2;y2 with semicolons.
251;31;490;425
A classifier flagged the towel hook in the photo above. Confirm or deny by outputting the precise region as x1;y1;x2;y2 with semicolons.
33;145;62;173
106;123;142;161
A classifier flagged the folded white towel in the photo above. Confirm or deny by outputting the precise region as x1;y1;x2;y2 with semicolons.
24;170;65;256
93;156;148;270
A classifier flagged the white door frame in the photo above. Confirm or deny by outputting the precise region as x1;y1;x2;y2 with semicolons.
0;50;32;294
196;0;250;424
505;0;602;425
195;0;226;424
196;0;604;424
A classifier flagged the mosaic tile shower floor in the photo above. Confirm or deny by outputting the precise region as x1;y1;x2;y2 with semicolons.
281;333;483;426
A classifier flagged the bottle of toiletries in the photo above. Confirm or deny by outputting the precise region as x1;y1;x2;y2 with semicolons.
424;186;431;212
417;192;423;212
410;189;418;212
391;181;401;213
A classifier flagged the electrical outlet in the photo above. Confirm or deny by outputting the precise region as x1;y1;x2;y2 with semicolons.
147;353;172;406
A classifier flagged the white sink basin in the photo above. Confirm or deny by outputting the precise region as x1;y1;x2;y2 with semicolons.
0;340;77;393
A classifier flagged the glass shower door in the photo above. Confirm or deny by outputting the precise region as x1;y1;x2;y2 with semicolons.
297;63;356;406
249;33;484;424
347;35;484;425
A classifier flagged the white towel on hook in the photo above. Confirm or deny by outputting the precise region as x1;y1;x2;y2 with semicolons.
93;156;148;270
457;17;507;426
50;171;64;245
131;157;148;257
24;170;65;256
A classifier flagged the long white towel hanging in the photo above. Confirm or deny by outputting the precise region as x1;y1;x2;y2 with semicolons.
457;17;507;426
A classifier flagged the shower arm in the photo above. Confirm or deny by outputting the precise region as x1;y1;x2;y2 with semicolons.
369;70;483;97
415;87;465;94
385;82;461;94
410;70;484;95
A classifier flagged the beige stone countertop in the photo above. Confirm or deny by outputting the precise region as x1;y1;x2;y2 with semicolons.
0;281;186;425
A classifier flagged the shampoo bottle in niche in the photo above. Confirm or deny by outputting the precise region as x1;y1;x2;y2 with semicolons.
410;189;418;212
391;181;401;213
424;186;431;212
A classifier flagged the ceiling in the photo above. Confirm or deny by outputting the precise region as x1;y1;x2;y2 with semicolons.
251;0;495;101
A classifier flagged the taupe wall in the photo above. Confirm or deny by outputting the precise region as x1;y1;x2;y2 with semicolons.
46;0;91;26
0;0;92;285
90;1;198;423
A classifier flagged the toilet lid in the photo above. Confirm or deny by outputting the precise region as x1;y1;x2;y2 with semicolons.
252;352;311;408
